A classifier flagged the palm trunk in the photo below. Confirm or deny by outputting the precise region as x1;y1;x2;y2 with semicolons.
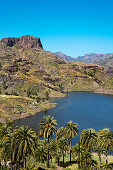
11;159;13;170
47;136;50;168
70;135;72;164
99;153;101;163
58;157;60;166
24;157;26;169
106;151;108;164
78;143;81;169
63;154;64;165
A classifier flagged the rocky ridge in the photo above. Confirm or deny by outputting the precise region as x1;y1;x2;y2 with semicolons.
0;35;43;49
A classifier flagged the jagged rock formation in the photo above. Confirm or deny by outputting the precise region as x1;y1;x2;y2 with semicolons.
0;35;43;49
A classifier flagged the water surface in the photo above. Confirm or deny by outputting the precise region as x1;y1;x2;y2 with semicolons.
14;92;113;145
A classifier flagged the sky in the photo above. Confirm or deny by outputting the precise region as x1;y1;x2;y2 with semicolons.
0;0;113;57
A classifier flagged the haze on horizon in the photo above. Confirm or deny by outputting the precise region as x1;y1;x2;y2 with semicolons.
0;0;113;58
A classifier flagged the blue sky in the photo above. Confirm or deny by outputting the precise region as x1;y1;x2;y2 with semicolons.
0;0;113;57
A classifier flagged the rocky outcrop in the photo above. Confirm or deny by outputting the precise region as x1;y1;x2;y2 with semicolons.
0;35;43;49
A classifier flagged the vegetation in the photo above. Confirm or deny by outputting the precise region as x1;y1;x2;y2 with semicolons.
0;95;56;121
0;117;113;169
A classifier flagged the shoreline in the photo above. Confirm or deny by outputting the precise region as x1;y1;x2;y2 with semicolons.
0;95;57;123
14;89;113;122
1;89;113;123
94;89;113;96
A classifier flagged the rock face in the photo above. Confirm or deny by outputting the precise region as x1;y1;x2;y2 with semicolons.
0;35;43;49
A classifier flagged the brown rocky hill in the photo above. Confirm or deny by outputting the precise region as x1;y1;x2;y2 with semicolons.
0;35;113;121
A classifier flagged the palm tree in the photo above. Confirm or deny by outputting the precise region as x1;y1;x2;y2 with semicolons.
0;135;14;169
81;149;92;168
12;126;37;169
0;119;13;138
35;145;47;163
58;137;69;165
80;128;97;152
64;121;79;164
0;119;14;169
56;127;66;140
39;115;58;168
94;146;105;163
73;141;83;169
98;128;113;164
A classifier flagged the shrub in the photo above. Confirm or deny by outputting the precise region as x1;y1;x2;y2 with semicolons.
27;87;38;97
16;105;23;113
36;97;41;103
45;91;49;100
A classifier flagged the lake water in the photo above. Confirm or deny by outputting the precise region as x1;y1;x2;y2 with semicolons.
14;92;113;145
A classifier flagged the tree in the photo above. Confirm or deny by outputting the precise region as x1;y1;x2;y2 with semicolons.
0;119;14;169
0;119;13;138
94;146;105;163
12;126;37;169
73;141;83;169
0;135;14;169
64;121;79;164
45;91;49;100
39;115;58;168
80;149;92;168
98;128;113;164
58;137;69;165
56;127;65;140
80;128;97;152
35;145;47;163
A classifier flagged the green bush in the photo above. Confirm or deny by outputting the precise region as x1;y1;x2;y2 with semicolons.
27;87;38;97
16;105;23;113
36;97;41;103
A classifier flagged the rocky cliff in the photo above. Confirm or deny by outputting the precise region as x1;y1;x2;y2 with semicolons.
0;35;43;49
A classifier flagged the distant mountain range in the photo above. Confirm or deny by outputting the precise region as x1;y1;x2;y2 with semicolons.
55;52;113;77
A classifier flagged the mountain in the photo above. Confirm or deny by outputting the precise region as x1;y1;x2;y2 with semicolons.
75;53;105;62
76;53;113;77
55;52;113;77
75;53;113;67
0;35;113;121
55;51;76;61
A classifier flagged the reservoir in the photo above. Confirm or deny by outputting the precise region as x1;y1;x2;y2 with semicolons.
14;92;113;145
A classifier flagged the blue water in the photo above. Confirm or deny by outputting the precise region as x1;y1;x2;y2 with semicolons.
14;92;113;145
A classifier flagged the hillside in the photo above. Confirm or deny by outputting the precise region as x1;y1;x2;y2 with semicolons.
0;35;113;121
76;53;113;77
56;52;113;77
